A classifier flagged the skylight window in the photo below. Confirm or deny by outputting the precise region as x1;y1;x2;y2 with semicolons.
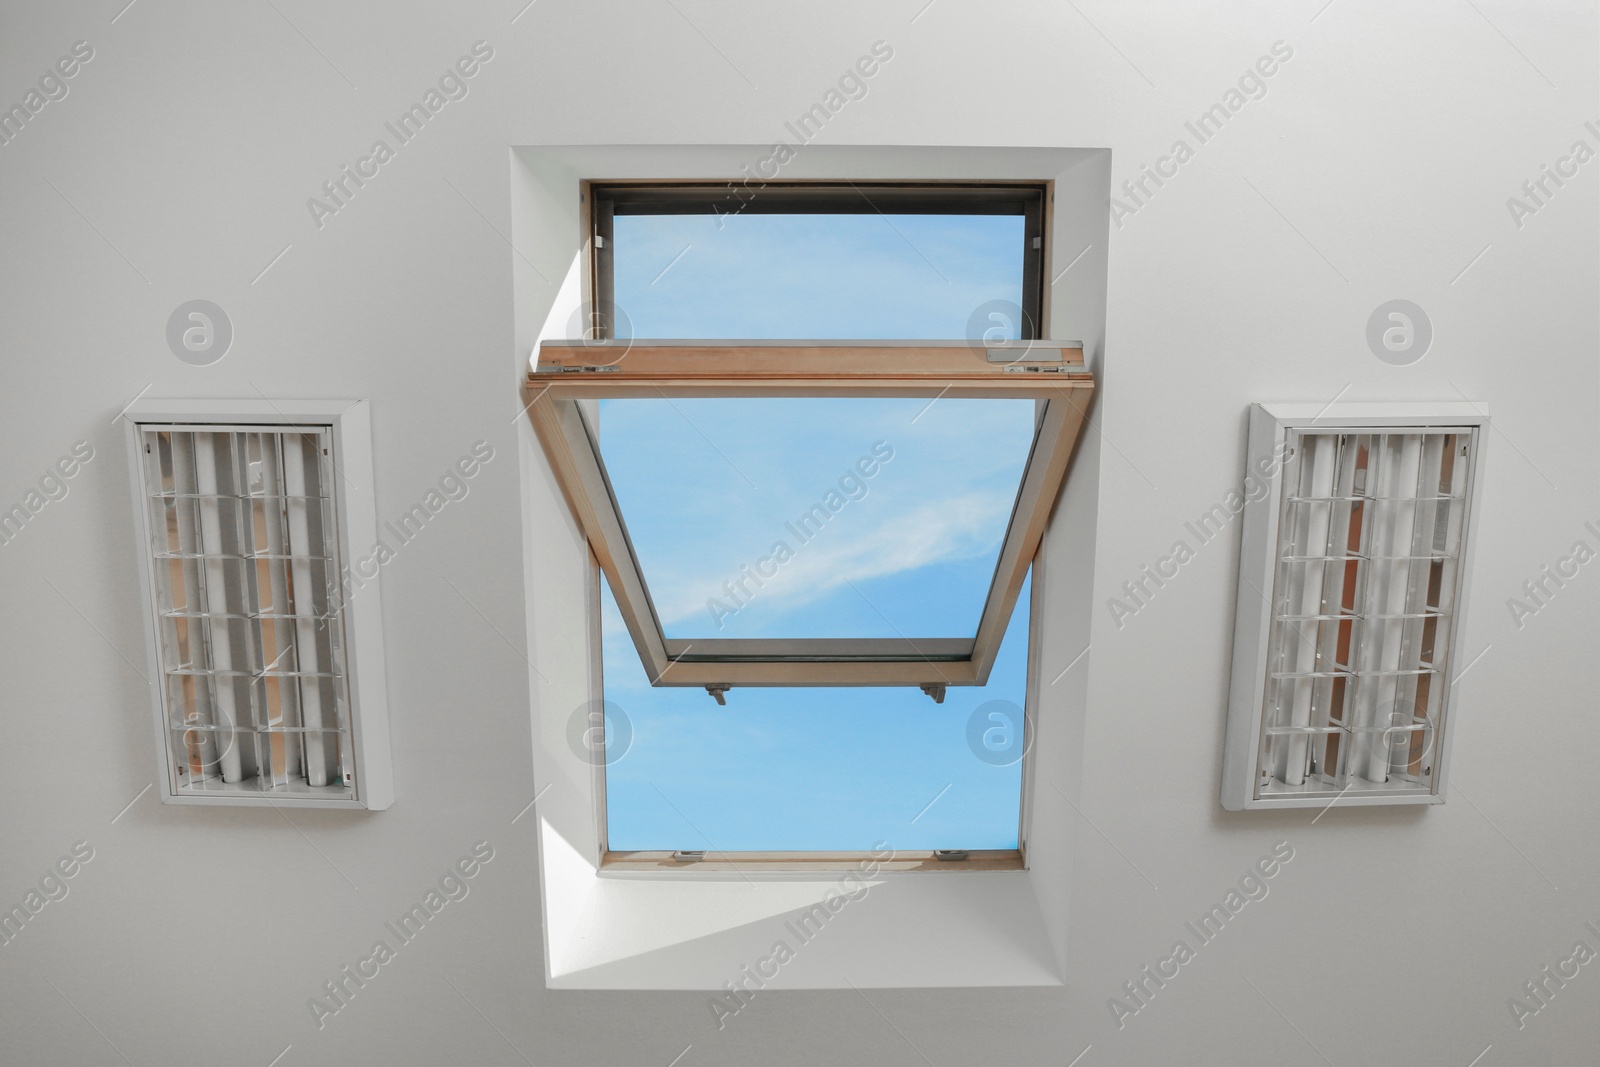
525;182;1089;864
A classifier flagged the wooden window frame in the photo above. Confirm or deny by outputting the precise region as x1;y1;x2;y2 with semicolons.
525;180;1089;695
586;180;1050;345
523;340;1092;690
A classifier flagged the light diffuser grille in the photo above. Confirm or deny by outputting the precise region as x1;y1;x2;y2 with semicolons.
1260;429;1473;799
140;426;354;799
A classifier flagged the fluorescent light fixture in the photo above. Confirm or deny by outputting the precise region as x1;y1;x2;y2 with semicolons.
1222;403;1487;810
123;400;392;809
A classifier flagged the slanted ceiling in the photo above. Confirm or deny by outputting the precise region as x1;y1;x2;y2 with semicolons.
0;4;1591;1066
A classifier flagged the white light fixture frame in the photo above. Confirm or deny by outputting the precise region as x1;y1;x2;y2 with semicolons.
1221;402;1489;811
123;398;393;809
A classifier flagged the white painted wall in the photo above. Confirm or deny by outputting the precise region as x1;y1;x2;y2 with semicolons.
1;2;1594;1064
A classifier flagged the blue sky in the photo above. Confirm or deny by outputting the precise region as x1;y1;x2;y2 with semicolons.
598;396;1034;639
612;212;1025;339
600;571;1032;852
600;210;1033;851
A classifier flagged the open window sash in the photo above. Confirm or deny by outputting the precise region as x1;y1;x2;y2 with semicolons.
524;339;1092;691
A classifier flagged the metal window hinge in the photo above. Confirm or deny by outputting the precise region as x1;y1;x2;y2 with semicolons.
594;234;605;248
673;850;705;863
705;684;730;706
550;364;620;373
1032;236;1042;249
934;850;969;862
920;683;946;704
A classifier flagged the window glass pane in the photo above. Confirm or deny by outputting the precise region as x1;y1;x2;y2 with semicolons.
596;396;1036;640
593;198;1040;853
612;212;1026;339
602;570;1030;852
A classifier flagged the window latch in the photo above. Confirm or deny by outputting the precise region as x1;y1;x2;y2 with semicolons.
934;850;968;862
672;850;705;863
705;684;730;706
920;683;946;704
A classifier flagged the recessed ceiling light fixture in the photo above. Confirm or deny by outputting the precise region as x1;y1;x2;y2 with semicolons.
1222;403;1488;810
124;399;393;809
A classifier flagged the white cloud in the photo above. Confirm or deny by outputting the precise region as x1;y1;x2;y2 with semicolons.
648;487;1014;633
